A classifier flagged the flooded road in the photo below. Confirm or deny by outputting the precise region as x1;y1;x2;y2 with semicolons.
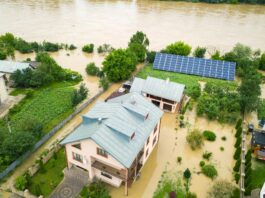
0;0;265;52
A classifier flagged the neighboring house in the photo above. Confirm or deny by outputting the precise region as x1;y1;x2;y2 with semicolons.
0;73;8;105
61;92;163;195
251;131;265;161
130;76;185;113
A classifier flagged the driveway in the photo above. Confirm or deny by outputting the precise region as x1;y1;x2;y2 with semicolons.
49;166;89;198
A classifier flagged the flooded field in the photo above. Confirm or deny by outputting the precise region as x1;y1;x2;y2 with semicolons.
110;106;236;198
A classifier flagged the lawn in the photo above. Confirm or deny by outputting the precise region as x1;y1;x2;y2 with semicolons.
251;159;265;190
137;64;237;96
28;148;66;197
258;100;265;120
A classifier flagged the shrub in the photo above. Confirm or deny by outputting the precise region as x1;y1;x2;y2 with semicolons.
201;164;218;179
0;51;7;60
208;180;237;198
231;188;240;198
193;47;206;58
146;51;156;63
233;159;241;172
177;156;182;164
233;147;241;160
220;147;224;151
42;41;61;52
97;44;114;53
82;44;94;53
203;130;216;141
189;84;201;100
245;149;252;163
235;126;242;137
202;151;212;160
186;129;204;150
199;161;205;167
221;136;227;141
86;180;111;198
72;83;88;106
183;168;191;179
186;192;197;198
235;118;242;129
165;41;192;56
179;115;184;120
234;136;242;148
86;62;100;76
15;175;28;191
69;44;77;50
234;173;240;184
99;77;109;91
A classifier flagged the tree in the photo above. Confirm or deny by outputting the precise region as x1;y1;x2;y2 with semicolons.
201;164;218;179
193;47;207;58
183;168;191;179
71;83;88;106
207;180;237;198
99;77;109;91
234;136;242;148
128;31;149;49
233;147;241;160
259;53;265;70
86;180;111;198
128;42;146;62
146;51;156;63
86;62;100;76
186;129;204;150
189;84;201;100
82;44;94;53
233;158;241;172
165;41;192;56
238;66;261;113
211;50;222;60
15;175;28;191
203;130;216;141
102;49;137;82
235;118;242;129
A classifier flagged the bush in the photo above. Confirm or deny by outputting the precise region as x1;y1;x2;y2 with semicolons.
203;130;216;141
220;147;224;151
199;161;205;167
72;83;89;107
202;151;212;160
189;84;201;100
208;180;238;198
186;192;197;198
221;136;227;141
233;159;241;172
85;180;111;198
193;47;206;58
86;62;100;76
146;51;156;63
235;118;242;129
177;156;182;164
186;129;204;150
233;147;241;160
234;136;242;148
201;164;218;179
179;115;184;120
97;44;114;53
0;51;7;60
42;41;61;52
165;41;192;56
183;168;191;179
234;173;240;184
15;175;28;191
235;126;242;137
99;77;109;91
69;44;77;50
82;44;94;53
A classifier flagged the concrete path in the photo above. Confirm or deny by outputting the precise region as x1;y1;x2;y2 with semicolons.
49;166;89;198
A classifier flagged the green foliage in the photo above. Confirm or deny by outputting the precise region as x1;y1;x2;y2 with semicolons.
42;41;62;52
207;180;238;198
245;149;252;163
220;147;224;151
128;31;149;49
38;159;46;173
99;77;109;91
103;49;137;82
203;130;216;141
221;136;227;141
259;53;265;70
233;147;241;160
80;180;111;198
233;158;241;172
197;81;240;123
186;192;197;198
82;43;94;53
165;41;192;56
258;100;265;120
97;44;114;53
189;84;201;100
199;161;205;167
251;160;265;190
193;46;206;58
177;156;182;163
202;151;212;160
235;118;242;129
86;62;100;76
235;126;242;138
28;149;66;197
71;83;88;107
69;44;77;50
183;168;191;179
234;136;242;148
234;173;240;184
146;51;156;63
15;175;28;191
186;129;204;150
201;164;218;179
211;50;222;60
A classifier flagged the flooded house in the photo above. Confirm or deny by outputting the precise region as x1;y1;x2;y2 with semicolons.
130;76;185;113
251;131;265;160
61;92;163;195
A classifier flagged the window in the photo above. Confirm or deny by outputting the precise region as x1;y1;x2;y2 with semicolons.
72;152;83;163
146;149;149;157
146;137;150;145
72;143;81;150
101;172;112;179
97;148;108;158
153;124;158;135
153;136;157;146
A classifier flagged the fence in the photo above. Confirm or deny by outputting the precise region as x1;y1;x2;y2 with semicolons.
0;89;104;180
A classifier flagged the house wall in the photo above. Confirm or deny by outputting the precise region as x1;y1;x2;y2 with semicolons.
0;76;8;105
144;94;177;113
65;139;125;186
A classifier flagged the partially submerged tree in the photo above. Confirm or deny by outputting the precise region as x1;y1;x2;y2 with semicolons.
207;180;238;198
193;47;207;58
186;129;204;150
165;41;192;56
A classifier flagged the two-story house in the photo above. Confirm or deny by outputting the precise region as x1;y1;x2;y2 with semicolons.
61;92;163;195
130;76;185;113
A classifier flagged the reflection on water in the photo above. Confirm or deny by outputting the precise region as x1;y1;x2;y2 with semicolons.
0;0;265;51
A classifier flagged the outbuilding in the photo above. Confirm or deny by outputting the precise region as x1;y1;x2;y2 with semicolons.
130;76;185;113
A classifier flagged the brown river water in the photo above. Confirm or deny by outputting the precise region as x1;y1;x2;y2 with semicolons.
0;0;263;197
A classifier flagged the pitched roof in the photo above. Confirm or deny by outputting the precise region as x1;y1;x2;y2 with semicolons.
0;60;31;74
61;92;163;168
130;76;185;102
252;131;265;147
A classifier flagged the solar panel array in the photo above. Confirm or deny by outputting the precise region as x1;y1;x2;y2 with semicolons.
153;53;236;81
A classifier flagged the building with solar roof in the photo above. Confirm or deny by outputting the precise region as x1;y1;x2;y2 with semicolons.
130;76;185;113
60;92;163;195
153;52;236;81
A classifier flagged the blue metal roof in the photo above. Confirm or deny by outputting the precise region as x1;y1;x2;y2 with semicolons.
153;53;236;81
0;60;31;73
61;92;163;168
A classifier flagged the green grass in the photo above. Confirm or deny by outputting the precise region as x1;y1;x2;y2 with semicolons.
251;159;265;190
28;148;66;197
258;100;265;120
137;64;237;96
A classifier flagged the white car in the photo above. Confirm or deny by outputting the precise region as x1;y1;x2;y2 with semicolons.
261;182;265;198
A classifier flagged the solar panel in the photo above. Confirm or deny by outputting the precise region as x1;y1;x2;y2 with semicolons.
153;53;236;81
